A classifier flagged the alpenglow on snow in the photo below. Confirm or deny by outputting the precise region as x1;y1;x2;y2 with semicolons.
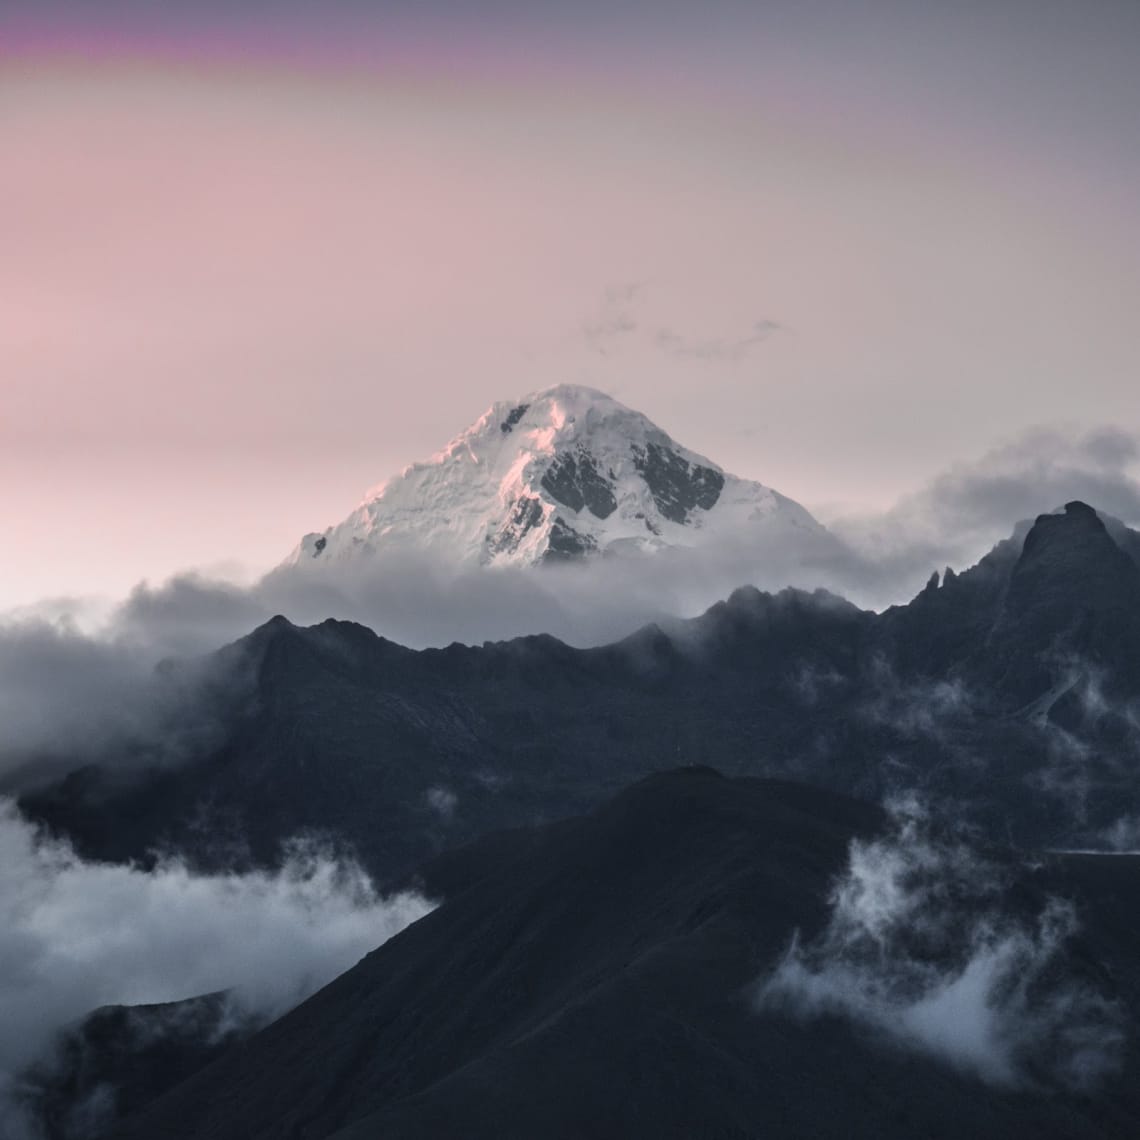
281;385;829;569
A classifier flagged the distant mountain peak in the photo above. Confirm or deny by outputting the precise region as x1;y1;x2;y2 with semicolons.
1010;500;1134;595
280;385;829;571
966;501;1140;704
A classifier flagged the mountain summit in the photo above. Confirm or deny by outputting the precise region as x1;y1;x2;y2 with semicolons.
281;385;827;569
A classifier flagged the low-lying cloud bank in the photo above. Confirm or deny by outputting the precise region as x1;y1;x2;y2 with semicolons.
755;797;1124;1091
0;799;433;1139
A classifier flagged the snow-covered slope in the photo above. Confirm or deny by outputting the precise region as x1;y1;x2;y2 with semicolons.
281;385;829;570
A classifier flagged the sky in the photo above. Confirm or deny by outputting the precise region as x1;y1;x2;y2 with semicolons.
3;0;1140;606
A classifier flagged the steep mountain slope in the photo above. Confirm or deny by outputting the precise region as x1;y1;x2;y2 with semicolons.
22;503;1140;882
278;384;830;569
107;771;1140;1140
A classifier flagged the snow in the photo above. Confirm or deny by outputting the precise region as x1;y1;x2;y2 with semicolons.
280;384;828;571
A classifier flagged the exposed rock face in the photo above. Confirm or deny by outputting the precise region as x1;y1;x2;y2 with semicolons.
544;516;598;561
1004;502;1137;623
631;441;725;523
984;501;1140;703
540;447;618;519
499;403;530;433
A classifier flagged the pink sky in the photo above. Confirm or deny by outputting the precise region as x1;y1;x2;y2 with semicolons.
3;3;1140;606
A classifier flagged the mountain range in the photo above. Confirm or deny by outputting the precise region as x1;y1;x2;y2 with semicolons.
23;501;1140;887
11;389;1140;1139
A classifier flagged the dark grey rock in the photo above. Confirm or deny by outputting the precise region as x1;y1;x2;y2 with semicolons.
631;442;724;523
499;404;530;433
541;448;618;519
544;516;599;561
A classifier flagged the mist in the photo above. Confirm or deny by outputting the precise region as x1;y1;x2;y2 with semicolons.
0;799;433;1139
756;797;1124;1091
0;613;257;792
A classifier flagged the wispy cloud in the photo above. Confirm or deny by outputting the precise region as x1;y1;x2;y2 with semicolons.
654;318;782;362
578;283;782;364
580;282;643;356
755;797;1123;1091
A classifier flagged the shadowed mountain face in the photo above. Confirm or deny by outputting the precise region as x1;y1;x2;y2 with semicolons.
879;502;1140;687
20;993;259;1140
20;502;1140;883
102;771;1140;1140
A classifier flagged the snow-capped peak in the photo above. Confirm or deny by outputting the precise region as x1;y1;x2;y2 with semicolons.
282;384;827;570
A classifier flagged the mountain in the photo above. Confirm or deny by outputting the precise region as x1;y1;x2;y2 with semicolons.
23;502;1140;882
105;771;1140;1140
20;992;258;1140
880;501;1140;704
278;384;830;569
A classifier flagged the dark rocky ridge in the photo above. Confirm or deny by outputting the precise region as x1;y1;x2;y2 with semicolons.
985;502;1140;702
21;503;1140;886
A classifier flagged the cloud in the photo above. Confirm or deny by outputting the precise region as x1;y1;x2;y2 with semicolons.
654;318;782;361
980;656;1140;839
578;283;782;365
857;656;975;740
0;799;433;1139
580;282;643;356
0;613;258;793
828;426;1140;605
1098;816;1140;852
425;786;458;821
755;797;1123;1091
115;574;271;660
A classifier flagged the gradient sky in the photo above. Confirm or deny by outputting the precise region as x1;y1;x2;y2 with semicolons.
3;0;1140;606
